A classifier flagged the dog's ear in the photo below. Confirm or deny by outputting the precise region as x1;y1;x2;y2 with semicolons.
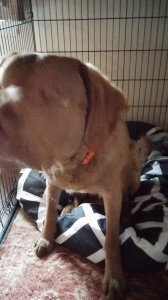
103;78;129;130
79;62;128;152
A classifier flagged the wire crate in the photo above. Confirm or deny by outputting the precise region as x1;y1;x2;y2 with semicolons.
0;0;168;240
0;170;18;243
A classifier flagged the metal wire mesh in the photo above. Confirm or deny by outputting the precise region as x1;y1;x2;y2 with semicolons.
31;0;168;128
0;170;18;243
0;0;167;127
0;0;35;55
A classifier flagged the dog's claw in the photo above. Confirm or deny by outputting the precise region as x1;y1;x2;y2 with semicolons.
106;278;122;300
34;237;54;257
103;277;125;300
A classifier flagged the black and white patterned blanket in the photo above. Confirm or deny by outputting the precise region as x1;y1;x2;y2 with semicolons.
16;122;168;273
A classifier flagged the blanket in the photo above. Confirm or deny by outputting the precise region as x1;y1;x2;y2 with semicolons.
16;122;168;273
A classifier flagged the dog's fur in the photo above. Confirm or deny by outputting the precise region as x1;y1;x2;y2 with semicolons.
0;53;144;299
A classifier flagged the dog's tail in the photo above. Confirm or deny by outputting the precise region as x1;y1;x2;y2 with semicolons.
136;136;152;169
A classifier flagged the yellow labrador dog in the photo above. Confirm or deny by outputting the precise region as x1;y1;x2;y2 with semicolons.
0;53;141;299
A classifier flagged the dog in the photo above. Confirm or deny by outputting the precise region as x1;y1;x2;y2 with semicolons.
0;53;144;299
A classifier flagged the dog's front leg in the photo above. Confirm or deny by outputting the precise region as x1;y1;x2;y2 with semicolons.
35;180;61;257
102;186;125;300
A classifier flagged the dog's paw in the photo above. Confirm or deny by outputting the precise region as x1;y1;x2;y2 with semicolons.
61;203;75;215
34;237;54;257
103;275;125;300
61;198;79;215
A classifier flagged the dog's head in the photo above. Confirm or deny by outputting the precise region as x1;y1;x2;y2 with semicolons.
0;53;88;170
0;53;128;170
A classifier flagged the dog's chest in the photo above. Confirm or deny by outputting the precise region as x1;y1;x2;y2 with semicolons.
45;145;116;193
56;169;95;193
46;159;101;193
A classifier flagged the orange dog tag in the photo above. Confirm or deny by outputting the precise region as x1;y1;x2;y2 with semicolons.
81;150;95;165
